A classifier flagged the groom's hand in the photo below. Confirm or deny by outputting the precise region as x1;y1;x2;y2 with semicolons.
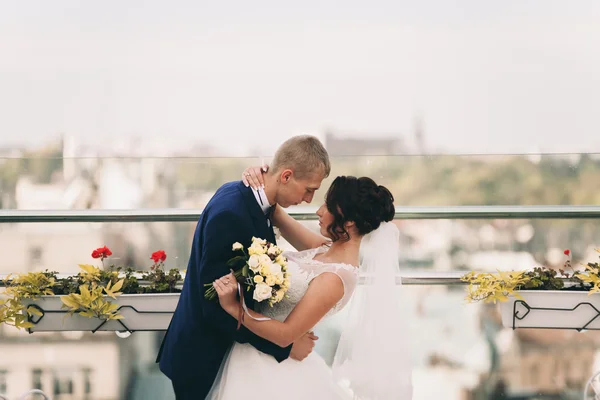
289;331;319;361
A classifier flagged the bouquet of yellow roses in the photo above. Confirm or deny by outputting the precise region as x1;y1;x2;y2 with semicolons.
204;237;291;307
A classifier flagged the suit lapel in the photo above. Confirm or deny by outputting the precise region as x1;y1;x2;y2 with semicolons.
237;182;276;244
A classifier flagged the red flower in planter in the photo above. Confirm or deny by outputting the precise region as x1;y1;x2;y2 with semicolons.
92;246;112;260
151;250;167;264
564;249;570;256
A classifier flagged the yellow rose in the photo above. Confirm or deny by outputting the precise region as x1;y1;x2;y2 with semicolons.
275;255;286;266
266;275;276;286
261;266;271;276
267;246;282;257
274;289;285;302
254;275;264;283
275;273;283;285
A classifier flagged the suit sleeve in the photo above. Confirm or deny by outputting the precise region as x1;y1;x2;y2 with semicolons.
198;210;292;362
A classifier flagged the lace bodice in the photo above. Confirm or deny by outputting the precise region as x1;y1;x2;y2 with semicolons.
259;246;359;322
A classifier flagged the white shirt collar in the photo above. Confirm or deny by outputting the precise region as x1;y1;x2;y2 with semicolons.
251;187;271;215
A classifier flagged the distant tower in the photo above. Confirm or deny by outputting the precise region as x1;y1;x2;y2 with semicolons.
413;114;426;155
62;133;77;182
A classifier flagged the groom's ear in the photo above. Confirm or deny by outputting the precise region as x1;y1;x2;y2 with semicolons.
280;169;293;183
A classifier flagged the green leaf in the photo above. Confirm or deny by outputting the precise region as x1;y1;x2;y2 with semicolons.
227;256;246;267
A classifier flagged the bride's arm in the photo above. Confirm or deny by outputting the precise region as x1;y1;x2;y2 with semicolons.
242;165;329;251
271;206;329;251
213;272;343;348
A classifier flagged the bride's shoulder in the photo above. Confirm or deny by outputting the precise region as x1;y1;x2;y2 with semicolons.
283;244;327;259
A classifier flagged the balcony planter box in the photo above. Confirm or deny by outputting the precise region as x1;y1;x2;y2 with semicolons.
499;290;600;330
21;293;180;333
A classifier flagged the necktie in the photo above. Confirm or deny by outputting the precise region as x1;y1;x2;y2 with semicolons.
266;205;275;227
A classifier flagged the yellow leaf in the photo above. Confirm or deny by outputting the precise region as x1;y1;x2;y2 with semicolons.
79;310;95;318
111;279;124;293
79;285;91;302
78;264;97;274
60;295;81;309
27;306;43;316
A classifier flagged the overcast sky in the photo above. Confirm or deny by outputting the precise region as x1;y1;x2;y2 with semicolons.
1;0;599;156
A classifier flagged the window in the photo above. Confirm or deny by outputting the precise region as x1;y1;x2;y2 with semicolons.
82;368;92;395
29;246;43;268
0;369;8;394
32;368;43;390
52;371;73;396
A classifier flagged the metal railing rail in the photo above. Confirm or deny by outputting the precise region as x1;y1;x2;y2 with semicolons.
1;205;600;223
0;205;597;287
0;271;467;287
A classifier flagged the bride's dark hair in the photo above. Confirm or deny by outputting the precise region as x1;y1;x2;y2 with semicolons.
324;176;395;242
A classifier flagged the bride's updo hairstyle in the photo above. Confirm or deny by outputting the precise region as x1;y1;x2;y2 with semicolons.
325;176;395;242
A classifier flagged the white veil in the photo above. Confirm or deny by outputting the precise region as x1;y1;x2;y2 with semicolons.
331;222;413;399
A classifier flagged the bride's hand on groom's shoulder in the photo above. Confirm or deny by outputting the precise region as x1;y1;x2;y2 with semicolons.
242;164;269;189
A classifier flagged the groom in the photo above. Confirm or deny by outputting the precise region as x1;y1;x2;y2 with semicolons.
156;135;331;399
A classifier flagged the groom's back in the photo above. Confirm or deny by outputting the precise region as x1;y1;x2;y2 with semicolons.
157;181;253;387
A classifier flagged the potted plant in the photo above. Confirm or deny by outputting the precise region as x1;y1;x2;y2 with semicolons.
1;246;184;333
462;249;600;330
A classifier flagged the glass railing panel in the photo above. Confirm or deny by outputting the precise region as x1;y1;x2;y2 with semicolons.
2;153;600;212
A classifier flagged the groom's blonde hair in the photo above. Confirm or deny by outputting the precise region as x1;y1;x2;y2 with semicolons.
271;135;331;179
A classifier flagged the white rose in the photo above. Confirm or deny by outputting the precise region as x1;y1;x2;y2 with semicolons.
258;254;271;266
266;275;276;286
253;282;272;302
267;246;281;257
269;262;282;276
232;242;244;251
248;255;261;273
248;243;265;256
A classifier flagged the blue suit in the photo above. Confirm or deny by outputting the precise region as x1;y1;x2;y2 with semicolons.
157;181;292;398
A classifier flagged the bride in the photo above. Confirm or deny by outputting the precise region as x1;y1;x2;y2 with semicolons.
207;172;413;399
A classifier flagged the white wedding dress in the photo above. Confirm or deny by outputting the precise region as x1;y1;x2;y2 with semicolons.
207;246;359;399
